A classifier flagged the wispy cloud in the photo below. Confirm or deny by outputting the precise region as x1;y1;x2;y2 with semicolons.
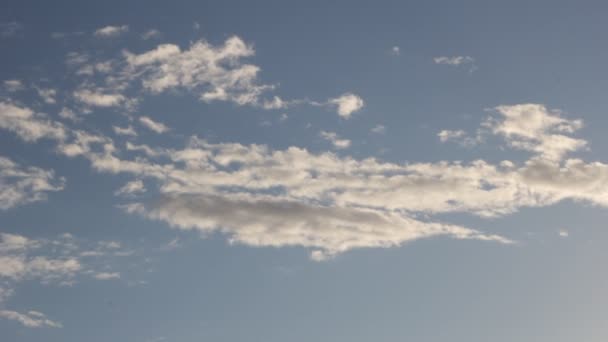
94;25;129;38
320;131;351;149
139;116;169;134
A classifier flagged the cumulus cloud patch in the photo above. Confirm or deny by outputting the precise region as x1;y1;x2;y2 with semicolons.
329;93;364;118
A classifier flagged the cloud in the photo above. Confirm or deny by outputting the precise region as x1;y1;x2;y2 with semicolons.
0;102;67;142
0;310;62;328
94;25;129;37
3;95;605;261
391;46;400;55
329;93;364;118
141;29;161;40
35;88;57;104
123;36;272;107
114;180;146;196
433;56;475;66
438;129;465;142
437;129;480;147
0;156;64;210
83;136;514;259
73;89;125;107
320;131;351;149
93;272;120;280
139;116;169;134
484;104;585;161
124;193;507;261
113;125;137;137
0;233;136;327
3;80;24;92
58;108;80;122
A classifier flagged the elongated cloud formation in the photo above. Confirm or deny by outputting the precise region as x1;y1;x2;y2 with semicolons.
1;93;604;260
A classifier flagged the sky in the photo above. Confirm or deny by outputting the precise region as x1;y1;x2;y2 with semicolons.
1;0;608;341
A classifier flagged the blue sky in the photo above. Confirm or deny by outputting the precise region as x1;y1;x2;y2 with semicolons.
2;1;608;341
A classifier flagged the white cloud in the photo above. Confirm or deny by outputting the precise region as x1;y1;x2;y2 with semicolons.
484;104;585;161
434;56;475;66
141;29;161;40
0;233;135;327
3;80;24;92
139;116;169;134
94;25;129;37
73;89;125;107
123;37;272;107
60;104;607;260
0;310;62;328
438;129;465;142
329;93;364;118
391;46;400;55
36;87;57;104
114;179;146;196
93;272;120;280
0;156;64;210
58;108;80;122
84;136;513;260
0;102;67;142
320;131;351;149
124;194;506;261
113;125;137;137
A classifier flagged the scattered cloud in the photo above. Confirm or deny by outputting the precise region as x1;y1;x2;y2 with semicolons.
434;56;476;72
0;156;64;210
433;56;475;66
114;179;146;197
94;25;129;38
139;116;169;134
0;102;67;142
320;131;351;149
0;233;137;327
58;108;80;122
113;125;137;137
124;36;272;107
328;93;364;118
93;272;120;280
484;104;585;161
35;87;57;104
3;80;24;92
73;89;126;107
438;129;466;142
0;310;62;328
437;129;481;147
141;29;161;40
